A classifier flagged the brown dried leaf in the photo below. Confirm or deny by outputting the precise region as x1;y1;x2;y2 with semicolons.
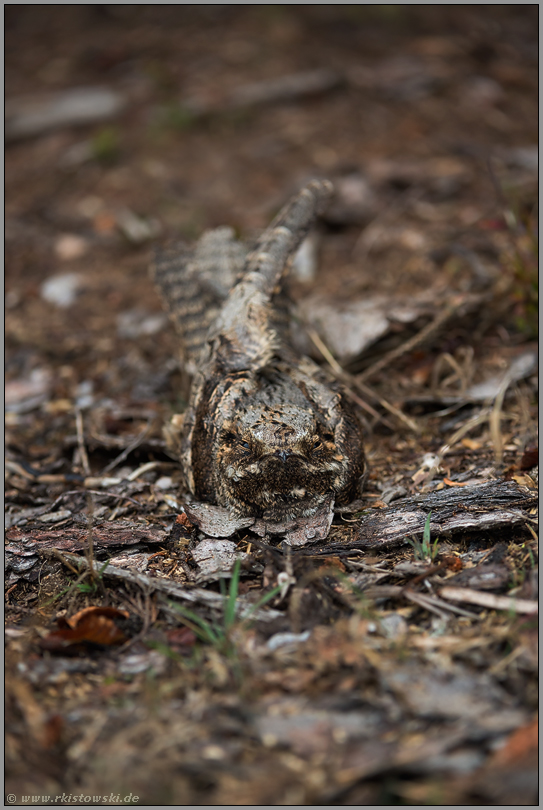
64;606;129;628
165;627;197;653
491;717;538;767
519;444;538;470
39;606;130;652
440;554;463;572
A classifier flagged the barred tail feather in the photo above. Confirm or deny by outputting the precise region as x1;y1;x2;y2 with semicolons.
151;227;247;371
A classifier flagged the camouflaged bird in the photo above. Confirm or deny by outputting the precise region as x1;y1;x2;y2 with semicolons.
152;181;366;539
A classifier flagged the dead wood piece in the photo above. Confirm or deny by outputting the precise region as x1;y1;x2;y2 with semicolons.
410;480;537;510
53;552;284;623
357;586;404;599
444;562;510;591
5;87;126;141
316;480;535;552
349;505;528;550
439;587;538;615
183;69;343;117
5;524;168;554
230;68;343;107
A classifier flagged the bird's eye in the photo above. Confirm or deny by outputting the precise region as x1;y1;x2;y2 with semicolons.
240;441;250;451
313;439;322;450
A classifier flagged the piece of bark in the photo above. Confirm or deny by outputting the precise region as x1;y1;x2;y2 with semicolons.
182;69;343;117
190;538;246;577
444;563;510;591
5;523;168;555
6;87;126;142
317;480;536;552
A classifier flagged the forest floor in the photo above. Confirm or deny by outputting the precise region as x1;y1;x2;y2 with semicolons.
5;6;538;806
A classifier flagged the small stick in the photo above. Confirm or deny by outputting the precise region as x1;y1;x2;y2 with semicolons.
48;547;82;576
357;297;464;384
86;491;96;583
101;420;154;475
413;408;490;486
127;460;161;481
75;409;91;477
307;328;418;433
404;588;479;619
439;586;538;615
355;377;421;434
490;374;523;465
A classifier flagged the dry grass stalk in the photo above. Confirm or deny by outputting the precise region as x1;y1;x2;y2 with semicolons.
413;408;491;485
75;409;91;477
101;418;155;474
439;586;538;615
357;296;467;384
307;327;418;433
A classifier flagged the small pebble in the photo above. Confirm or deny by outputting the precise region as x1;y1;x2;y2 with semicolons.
155;476;174;491
117;651;167;675
54;234;89;261
115;208;161;244
41;272;85;308
75;380;94;409
379;614;408;640
266;631;311;652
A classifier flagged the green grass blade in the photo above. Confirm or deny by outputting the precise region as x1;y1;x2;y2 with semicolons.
224;559;241;630
169;602;222;644
423;512;432;545
240;584;283;623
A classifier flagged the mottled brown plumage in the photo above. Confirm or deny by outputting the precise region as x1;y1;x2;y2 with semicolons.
152;181;366;527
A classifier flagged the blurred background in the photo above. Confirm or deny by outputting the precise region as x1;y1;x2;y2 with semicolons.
5;8;539;805
5;3;538;419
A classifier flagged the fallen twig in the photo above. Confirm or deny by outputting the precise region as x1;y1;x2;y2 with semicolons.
101;419;155;474
439;586;538;615
412;408;491;486
182;69;343;117
53;552;285;623
489;354;537;464
75;409;91;478
357;295;472;384
126;460;162;481
307;327;417;432
404;589;480;619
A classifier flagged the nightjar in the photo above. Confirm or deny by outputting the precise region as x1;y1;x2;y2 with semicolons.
152;180;366;533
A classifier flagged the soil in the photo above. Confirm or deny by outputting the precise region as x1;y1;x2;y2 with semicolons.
5;6;538;806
